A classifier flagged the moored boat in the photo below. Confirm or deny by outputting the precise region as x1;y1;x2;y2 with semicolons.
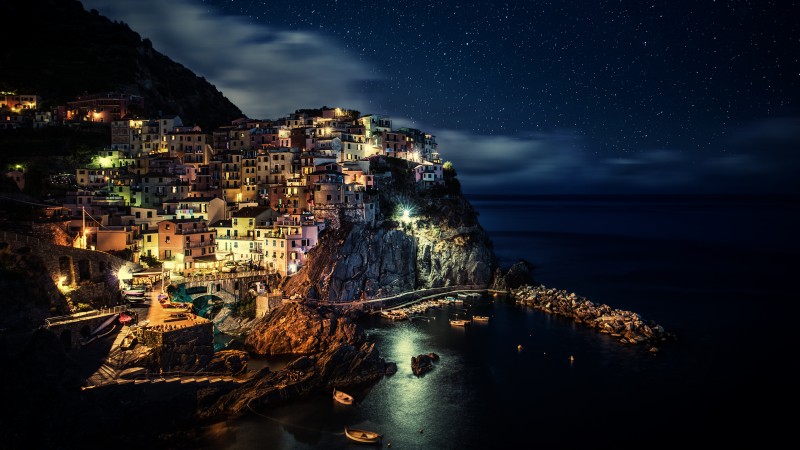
472;315;489;322
333;388;354;405
449;319;470;326
344;426;382;444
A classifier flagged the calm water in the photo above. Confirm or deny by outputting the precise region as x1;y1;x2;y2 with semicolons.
214;196;798;449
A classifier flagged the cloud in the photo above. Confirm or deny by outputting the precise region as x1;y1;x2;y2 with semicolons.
431;128;588;192
83;0;378;119
83;1;800;194
431;119;800;194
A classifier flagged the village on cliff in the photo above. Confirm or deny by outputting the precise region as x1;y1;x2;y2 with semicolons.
2;92;445;283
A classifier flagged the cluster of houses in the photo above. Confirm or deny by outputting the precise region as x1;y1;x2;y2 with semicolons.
7;98;446;278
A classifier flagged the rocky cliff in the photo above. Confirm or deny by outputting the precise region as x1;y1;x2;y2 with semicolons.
203;303;388;417
282;158;496;302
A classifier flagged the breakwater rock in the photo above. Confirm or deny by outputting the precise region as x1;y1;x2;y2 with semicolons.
411;352;439;376
511;285;674;347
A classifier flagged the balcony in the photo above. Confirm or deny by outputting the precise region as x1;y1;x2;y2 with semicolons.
174;228;210;235
184;240;215;248
250;248;263;254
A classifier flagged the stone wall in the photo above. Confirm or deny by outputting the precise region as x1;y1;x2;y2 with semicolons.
47;312;119;352
31;221;74;246
138;322;214;371
0;230;138;305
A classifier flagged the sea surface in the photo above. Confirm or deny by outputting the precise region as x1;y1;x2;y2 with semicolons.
212;195;798;449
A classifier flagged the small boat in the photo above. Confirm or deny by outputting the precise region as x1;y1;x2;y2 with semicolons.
333;388;354;405
344;426;382;444
450;319;469;327
119;313;133;325
123;289;145;297
472;315;489;322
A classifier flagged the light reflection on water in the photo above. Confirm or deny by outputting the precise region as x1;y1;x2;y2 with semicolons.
224;298;662;449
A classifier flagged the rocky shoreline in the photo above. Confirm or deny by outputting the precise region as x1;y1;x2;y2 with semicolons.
199;302;393;418
511;284;674;349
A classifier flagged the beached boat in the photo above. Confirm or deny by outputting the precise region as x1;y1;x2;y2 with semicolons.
472;315;489;322
450;319;470;326
344;427;382;444
333;388;354;405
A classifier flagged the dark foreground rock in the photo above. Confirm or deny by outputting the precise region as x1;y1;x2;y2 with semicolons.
201;303;388;418
206;349;249;375
411;352;440;376
511;285;675;346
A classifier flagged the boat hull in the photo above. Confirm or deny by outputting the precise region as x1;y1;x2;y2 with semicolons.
333;389;354;405
344;427;382;444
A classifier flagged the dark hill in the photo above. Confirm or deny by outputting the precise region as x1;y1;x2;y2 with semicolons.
0;0;242;129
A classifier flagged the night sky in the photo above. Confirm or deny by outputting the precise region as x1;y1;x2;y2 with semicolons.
84;0;800;194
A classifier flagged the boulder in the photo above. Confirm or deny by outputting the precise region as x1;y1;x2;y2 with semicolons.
411;353;436;376
385;361;398;375
245;303;362;356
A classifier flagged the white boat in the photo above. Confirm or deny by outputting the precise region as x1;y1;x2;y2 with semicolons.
344;426;382;444
333;388;354;405
472;315;489;322
450;319;470;327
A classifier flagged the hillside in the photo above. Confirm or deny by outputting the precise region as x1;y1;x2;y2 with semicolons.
0;0;242;129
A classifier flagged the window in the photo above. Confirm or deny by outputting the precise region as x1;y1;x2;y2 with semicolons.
165;236;170;243
146;235;151;243
185;249;191;256
135;211;141;218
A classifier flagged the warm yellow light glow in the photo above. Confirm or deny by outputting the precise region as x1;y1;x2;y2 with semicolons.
402;208;411;224
117;266;131;280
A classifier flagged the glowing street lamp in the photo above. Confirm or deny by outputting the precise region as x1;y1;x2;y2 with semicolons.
402;208;411;224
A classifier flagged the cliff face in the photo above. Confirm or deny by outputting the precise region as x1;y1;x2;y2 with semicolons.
245;302;362;355
282;164;496;302
290;222;494;302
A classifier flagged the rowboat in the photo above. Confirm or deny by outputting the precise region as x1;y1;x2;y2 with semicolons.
472;315;489;322
333;388;354;405
344;426;382;444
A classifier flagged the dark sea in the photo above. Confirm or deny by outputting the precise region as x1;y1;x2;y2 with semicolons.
217;195;799;449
